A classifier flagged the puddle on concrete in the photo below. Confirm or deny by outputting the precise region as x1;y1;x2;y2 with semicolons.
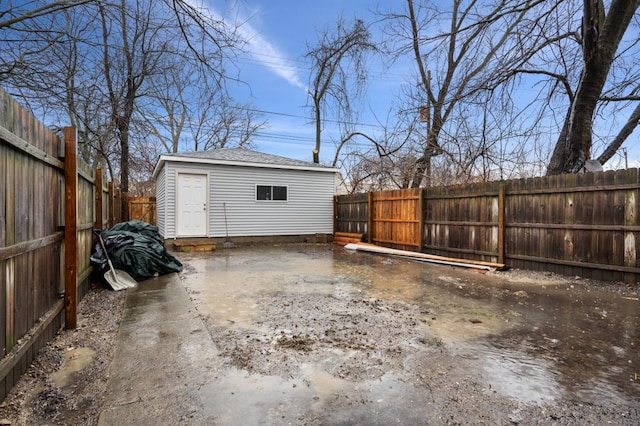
51;347;96;388
179;245;640;408
198;365;437;425
198;367;312;425
454;342;562;403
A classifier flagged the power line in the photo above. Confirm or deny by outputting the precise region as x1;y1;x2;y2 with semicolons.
233;105;385;129
252;131;372;149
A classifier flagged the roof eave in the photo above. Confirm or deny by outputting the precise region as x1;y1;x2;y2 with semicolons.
153;154;339;175
152;154;170;179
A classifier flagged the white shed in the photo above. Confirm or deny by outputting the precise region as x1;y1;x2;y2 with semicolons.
153;148;339;240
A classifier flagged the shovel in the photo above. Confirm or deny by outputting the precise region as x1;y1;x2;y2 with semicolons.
96;232;137;291
222;202;235;248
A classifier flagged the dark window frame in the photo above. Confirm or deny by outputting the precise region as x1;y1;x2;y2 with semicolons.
256;185;288;201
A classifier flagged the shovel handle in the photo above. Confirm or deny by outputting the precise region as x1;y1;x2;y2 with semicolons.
96;232;117;273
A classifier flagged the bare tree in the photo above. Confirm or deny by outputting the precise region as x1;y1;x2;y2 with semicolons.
306;16;377;163
546;0;640;174
0;1;92;81
0;1;92;30
383;0;555;187
196;99;265;151
98;0;172;203
138;63;194;154
137;61;265;157
1;0;241;201
0;3;119;174
334;104;424;191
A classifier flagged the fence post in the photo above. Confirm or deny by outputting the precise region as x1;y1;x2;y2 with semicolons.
624;169;638;283
333;195;338;235
498;183;506;265
115;188;122;223
418;188;425;253
121;191;129;222
63;127;77;330
367;191;374;243
95;168;103;230
108;181;115;227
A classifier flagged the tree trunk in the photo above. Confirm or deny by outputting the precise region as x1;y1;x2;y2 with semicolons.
314;98;321;163
118;117;130;221
546;0;638;175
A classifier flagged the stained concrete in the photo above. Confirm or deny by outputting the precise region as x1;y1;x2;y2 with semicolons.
97;244;640;425
98;274;222;425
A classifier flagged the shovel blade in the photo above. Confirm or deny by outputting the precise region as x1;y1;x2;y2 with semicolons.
104;268;137;291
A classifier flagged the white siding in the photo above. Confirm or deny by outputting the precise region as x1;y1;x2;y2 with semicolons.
156;165;167;237
164;162;183;238
162;161;335;238
210;164;335;237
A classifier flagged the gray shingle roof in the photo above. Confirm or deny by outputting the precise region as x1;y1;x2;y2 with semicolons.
168;147;333;170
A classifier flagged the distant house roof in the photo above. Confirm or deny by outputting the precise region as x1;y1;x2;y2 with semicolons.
153;147;339;178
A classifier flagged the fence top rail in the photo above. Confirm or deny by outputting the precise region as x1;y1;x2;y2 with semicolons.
336;198;369;204
339;179;640;201
425;191;500;200
0;126;64;170
372;195;422;201
336;194;369;200
78;160;95;183
505;182;640;196
0;86;62;155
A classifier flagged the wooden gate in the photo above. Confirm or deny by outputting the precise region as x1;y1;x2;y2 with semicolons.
128;196;156;225
370;188;423;251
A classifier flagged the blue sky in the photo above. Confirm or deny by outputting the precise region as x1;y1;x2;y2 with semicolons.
214;0;401;165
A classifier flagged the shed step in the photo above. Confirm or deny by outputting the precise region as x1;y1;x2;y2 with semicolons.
173;241;217;252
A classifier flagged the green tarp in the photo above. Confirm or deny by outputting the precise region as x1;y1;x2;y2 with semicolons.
92;220;183;281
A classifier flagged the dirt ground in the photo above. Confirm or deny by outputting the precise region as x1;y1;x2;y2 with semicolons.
0;244;639;425
0;284;126;425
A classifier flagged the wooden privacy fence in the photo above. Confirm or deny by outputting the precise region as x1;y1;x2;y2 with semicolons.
0;88;121;401
370;188;423;252
128;196;156;225
334;192;368;236
335;168;640;283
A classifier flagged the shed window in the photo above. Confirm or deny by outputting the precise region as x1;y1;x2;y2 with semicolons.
256;185;288;201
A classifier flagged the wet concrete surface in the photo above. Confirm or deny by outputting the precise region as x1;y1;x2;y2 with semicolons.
98;275;223;425
100;244;639;424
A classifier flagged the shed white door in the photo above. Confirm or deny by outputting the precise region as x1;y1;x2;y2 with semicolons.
177;173;207;237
